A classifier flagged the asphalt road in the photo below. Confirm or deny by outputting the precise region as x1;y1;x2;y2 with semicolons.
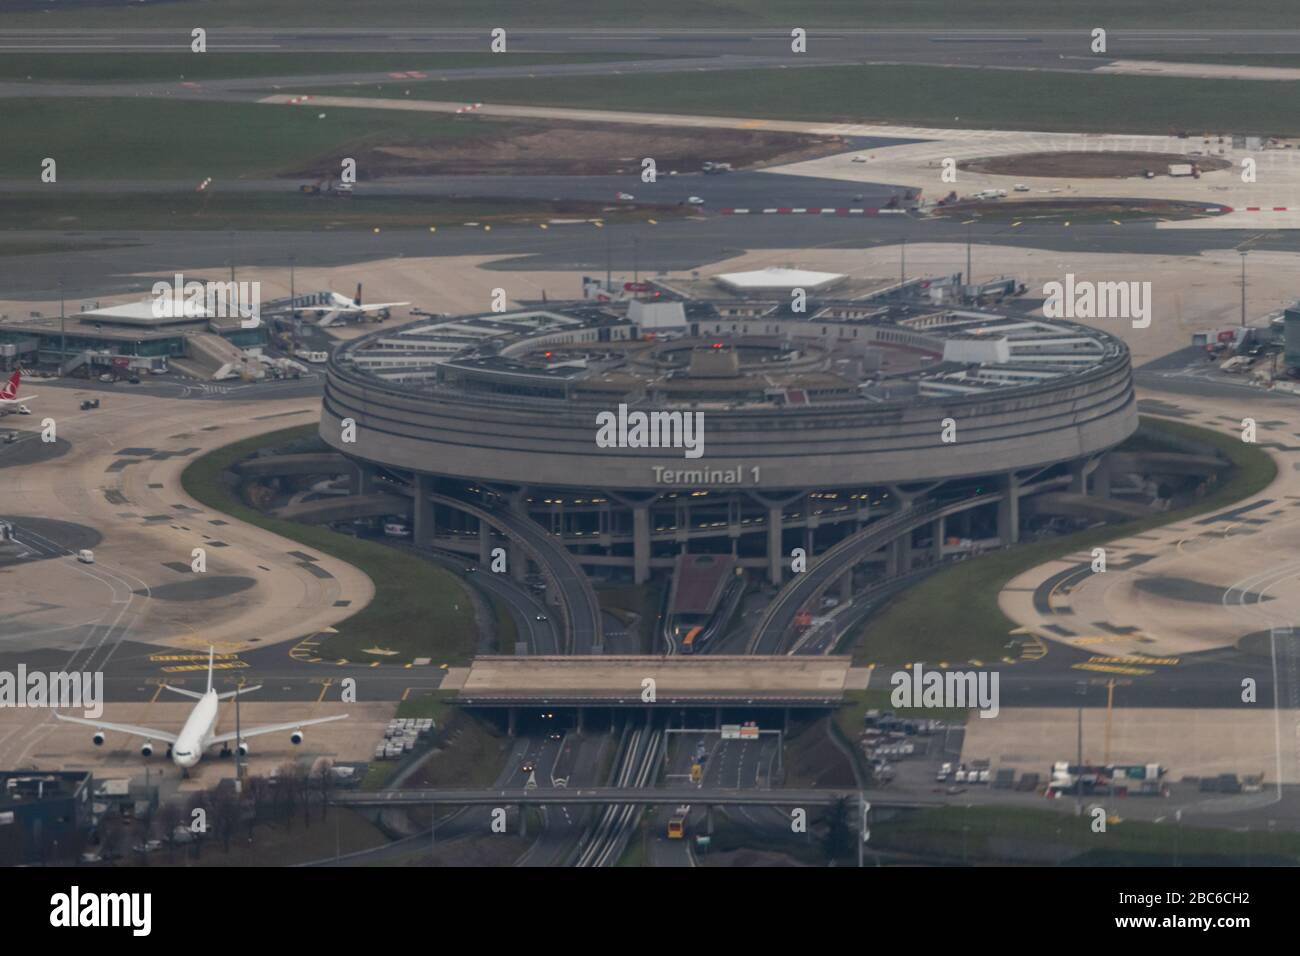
0;166;913;210
8;215;1299;305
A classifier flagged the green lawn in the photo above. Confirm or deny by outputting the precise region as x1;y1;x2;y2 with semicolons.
851;416;1278;666
0;192;673;231
181;425;479;665
9;0;1300;28
0;238;131;257
873;805;1300;865
0;98;501;182
330;64;1300;136
0;52;645;84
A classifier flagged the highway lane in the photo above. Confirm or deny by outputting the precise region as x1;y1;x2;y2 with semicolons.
421;548;558;655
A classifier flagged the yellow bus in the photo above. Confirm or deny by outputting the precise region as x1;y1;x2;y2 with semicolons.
667;805;690;839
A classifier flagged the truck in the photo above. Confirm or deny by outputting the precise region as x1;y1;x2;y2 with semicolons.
973;189;1007;200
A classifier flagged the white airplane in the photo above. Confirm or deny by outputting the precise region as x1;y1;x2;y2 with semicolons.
54;648;348;770
0;369;34;414
279;284;409;327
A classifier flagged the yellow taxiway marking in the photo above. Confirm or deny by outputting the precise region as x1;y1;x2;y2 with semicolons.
316;679;334;703
149;684;165;704
1087;654;1180;666
150;653;239;662
1071;662;1154;676
161;661;248;673
401;687;412;701
1020;635;1048;660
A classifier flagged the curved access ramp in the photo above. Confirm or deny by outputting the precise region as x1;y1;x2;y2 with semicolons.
749;493;1003;654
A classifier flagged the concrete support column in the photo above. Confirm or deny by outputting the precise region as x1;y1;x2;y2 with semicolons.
1068;460;1088;494
350;463;373;496
839;570;853;605
767;505;783;586
998;472;1020;545
897;531;913;573
576;707;585;736
507;707;517;738
1093;460;1112;498
633;503;651;585
509;543;527;582
932;515;945;563
479;519;492;565
413;474;435;545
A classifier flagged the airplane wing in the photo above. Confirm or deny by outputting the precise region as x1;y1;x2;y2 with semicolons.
53;711;179;744
209;713;348;745
355;301;409;312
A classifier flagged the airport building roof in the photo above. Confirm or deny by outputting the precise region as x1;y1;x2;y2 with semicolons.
714;267;847;292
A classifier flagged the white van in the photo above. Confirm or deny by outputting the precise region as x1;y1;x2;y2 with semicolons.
77;549;95;564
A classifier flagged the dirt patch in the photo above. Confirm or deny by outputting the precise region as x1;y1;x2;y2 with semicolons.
959;151;1231;179
930;197;1222;222
286;117;851;179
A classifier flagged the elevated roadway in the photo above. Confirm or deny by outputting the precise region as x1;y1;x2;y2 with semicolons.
750;492;1002;653
447;654;859;708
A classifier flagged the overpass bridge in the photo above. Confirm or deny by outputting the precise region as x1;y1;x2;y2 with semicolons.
276;491;407;523
444;654;864;710
236;452;358;479
331;787;940;809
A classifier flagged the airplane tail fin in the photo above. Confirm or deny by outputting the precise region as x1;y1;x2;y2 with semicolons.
206;646;214;693
0;369;18;400
355;282;362;307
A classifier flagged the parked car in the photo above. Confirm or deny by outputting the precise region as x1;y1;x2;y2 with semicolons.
77;549;95;564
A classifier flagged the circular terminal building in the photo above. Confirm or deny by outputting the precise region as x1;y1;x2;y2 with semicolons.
321;287;1136;586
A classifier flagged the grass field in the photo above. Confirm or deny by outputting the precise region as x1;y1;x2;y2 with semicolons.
850;416;1278;666
872;805;1300;865
336;65;1300;135
180;424;479;665
0;192;675;231
1;52;644;83
0;238;132;257
0;98;505;182
10;0;1300;29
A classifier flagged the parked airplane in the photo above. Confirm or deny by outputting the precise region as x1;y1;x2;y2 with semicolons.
54;648;347;770
0;369;34;414
273;284;409;326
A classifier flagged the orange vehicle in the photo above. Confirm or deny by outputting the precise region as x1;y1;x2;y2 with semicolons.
680;626;703;654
